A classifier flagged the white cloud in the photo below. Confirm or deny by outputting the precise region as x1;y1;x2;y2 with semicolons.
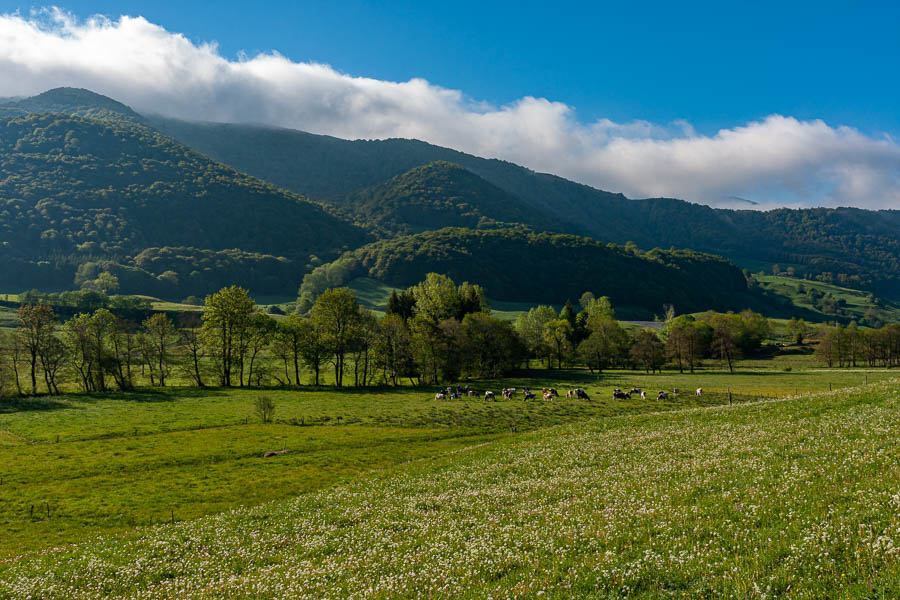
1;9;899;209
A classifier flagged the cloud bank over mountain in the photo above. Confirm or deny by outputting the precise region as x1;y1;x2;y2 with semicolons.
2;9;898;209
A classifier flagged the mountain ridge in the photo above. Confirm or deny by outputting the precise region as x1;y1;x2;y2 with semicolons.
146;112;900;297
4;87;900;303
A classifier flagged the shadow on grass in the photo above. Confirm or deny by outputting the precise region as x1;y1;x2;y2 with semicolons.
0;387;233;413
85;387;231;403
0;396;71;413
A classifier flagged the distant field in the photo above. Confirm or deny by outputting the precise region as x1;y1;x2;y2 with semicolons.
149;300;204;312
3;378;900;597
757;275;900;322
7;276;893;329
0;305;17;329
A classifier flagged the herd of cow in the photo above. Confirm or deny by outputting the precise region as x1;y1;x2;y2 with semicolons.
432;386;704;402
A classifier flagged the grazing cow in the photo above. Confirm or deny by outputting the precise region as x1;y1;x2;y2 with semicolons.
574;388;590;400
434;392;445;401
467;390;476;397
566;389;573;399
524;391;536;400
630;387;642;395
543;392;554;400
484;391;495;401
613;390;631;400
657;391;668;401
548;388;559;397
695;388;703;397
640;391;647;400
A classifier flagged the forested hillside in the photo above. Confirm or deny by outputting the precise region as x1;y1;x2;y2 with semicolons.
5;87;900;305
150;114;900;298
0;87;142;121
0;96;367;293
298;227;750;317
344;161;567;236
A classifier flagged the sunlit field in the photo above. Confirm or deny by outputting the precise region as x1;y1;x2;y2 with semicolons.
0;361;894;560
2;378;900;598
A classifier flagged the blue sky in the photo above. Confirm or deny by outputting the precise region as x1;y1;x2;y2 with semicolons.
0;1;898;207
2;0;897;136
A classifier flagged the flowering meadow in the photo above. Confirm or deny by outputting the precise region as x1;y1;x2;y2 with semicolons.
2;380;900;598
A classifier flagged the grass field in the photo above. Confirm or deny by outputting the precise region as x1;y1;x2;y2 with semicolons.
757;275;900;323
0;364;893;561
2;376;899;598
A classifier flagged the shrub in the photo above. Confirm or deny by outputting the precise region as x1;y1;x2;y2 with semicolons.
254;396;276;424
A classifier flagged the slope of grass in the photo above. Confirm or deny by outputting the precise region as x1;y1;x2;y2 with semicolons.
3;380;900;597
757;275;900;323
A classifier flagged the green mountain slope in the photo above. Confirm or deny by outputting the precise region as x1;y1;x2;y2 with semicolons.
7;88;900;307
299;227;751;317
149;115;900;298
346;161;567;236
0;106;367;293
0;87;142;122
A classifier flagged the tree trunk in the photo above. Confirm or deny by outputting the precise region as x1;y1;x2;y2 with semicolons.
29;349;37;395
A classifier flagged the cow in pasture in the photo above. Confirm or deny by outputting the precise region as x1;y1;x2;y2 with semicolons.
673;388;679;395
640;391;647;400
484;391;495;401
524;391;536;400
574;388;590;400
695;388;703;396
434;392;445;401
630;388;642;395
613;390;631;400
543;391;554;400
566;389;573;399
657;391;668;401
467;390;476;397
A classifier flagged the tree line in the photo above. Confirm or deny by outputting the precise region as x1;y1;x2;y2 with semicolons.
815;322;900;368
515;297;771;375
0;275;517;395
0;274;784;397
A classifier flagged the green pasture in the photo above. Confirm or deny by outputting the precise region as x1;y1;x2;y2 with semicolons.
2;378;900;597
758;275;900;322
0;364;894;561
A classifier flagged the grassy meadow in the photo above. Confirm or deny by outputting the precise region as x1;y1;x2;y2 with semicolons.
757;275;900;322
0;361;894;561
1;375;900;597
0;287;898;597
